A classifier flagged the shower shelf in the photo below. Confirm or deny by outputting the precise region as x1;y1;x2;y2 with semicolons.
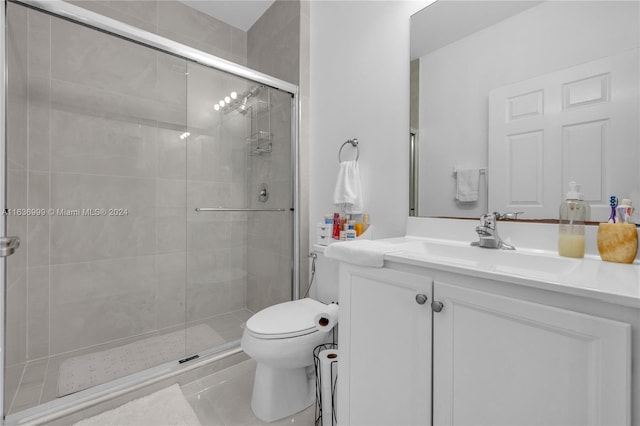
247;88;272;155
252;142;272;155
249;131;272;155
252;100;271;114
248;131;272;143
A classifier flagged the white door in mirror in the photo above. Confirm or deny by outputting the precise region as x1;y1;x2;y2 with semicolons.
489;48;639;220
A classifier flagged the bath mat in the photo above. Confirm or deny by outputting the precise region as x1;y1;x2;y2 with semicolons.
73;384;201;426
58;324;224;397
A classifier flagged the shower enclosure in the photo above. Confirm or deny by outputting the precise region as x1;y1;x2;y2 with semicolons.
1;0;298;422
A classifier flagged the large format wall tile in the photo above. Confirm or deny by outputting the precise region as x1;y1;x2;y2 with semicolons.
186;133;231;183
27;8;50;78
157;178;186;217
51;18;157;99
27;266;49;360
186;220;232;252
28;75;51;173
156;54;188;108
186;248;242;321
51;110;158;177
158;216;186;254
50;173;156;264
158;1;234;61
186;63;237;133
4;363;24;412
5;5;29;393
7;170;28;295
68;1;158;34
7;4;28;172
27;172;50;267
248;17;300;86
187;180;233;214
6;275;27;366
244;86;294;309
157;253;186;329
50;256;157;354
247;212;292;255
247;0;300;85
50;79;184;130
158;128;187;180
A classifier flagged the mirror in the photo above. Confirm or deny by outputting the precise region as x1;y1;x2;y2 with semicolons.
410;1;639;221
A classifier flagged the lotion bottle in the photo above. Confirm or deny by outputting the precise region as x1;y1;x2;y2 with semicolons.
558;182;590;258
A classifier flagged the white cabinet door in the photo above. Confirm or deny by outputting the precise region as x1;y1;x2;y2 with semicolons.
433;281;631;426
337;264;432;426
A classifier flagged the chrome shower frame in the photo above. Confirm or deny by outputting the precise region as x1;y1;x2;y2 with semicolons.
0;0;301;423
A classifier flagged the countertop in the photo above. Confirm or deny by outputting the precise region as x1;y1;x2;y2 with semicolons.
316;217;640;309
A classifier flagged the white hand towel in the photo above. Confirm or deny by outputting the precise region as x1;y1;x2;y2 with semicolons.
324;240;402;267
455;168;480;203
333;160;364;214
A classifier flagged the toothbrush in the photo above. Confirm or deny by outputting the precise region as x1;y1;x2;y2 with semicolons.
608;196;618;223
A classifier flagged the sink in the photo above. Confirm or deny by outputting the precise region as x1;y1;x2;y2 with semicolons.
395;239;581;280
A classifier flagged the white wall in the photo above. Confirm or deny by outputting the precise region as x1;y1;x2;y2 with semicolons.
418;1;640;218
309;1;427;246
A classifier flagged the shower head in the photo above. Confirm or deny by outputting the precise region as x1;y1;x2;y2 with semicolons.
218;85;263;115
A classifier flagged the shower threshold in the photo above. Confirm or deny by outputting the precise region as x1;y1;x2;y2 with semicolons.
4;340;242;426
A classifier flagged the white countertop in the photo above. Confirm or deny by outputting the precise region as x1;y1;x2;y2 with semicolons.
385;236;640;309
317;217;640;309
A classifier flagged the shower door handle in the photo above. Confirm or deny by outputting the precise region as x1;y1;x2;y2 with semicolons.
195;208;287;212
0;236;20;257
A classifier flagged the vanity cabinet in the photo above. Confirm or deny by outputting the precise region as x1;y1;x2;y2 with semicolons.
433;281;630;426
336;264;432;426
337;263;632;426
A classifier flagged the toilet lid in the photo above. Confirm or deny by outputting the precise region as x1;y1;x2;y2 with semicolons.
246;298;328;338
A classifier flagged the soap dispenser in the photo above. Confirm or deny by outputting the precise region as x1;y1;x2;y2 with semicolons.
558;182;590;258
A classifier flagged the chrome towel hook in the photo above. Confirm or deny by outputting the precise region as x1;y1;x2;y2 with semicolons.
338;138;359;163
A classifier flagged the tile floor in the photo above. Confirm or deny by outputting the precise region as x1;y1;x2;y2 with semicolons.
6;309;254;415
182;359;316;426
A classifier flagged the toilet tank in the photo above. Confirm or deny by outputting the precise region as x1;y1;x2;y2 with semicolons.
310;245;339;304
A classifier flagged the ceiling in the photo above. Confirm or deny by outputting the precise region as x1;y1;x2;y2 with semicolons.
177;0;276;32
411;0;542;59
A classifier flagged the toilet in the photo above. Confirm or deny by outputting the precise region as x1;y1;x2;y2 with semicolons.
241;250;338;422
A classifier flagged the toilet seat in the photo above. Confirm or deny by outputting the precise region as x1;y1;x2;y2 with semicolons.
245;298;328;339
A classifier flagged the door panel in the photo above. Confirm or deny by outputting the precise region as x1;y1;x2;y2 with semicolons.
489;49;639;219
433;281;631;426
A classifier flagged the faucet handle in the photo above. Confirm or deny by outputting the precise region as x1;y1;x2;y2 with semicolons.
479;212;497;228
496;211;524;220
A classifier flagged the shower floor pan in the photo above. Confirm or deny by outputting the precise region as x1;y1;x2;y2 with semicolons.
57;323;223;397
5;309;252;416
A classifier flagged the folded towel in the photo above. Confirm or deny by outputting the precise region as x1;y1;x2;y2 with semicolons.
324;240;402;267
455;168;480;203
333;160;363;214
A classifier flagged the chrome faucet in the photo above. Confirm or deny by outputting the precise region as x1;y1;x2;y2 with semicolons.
470;212;521;250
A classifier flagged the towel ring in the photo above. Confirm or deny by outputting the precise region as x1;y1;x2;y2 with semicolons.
338;138;359;163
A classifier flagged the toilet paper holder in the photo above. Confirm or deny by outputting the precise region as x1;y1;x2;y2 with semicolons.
314;343;338;426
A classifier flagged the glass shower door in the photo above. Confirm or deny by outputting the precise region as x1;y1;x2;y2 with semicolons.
3;0;297;418
185;62;294;347
4;3;190;413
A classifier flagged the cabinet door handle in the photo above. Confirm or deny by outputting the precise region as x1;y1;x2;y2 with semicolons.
415;294;428;305
431;301;444;312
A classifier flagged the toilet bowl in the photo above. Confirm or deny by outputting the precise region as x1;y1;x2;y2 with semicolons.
241;297;333;422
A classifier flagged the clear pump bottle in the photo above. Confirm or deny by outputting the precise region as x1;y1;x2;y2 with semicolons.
558;182;590;258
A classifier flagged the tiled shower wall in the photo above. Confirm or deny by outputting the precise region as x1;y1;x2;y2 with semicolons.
246;1;301;311
245;89;293;313
5;1;301;408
